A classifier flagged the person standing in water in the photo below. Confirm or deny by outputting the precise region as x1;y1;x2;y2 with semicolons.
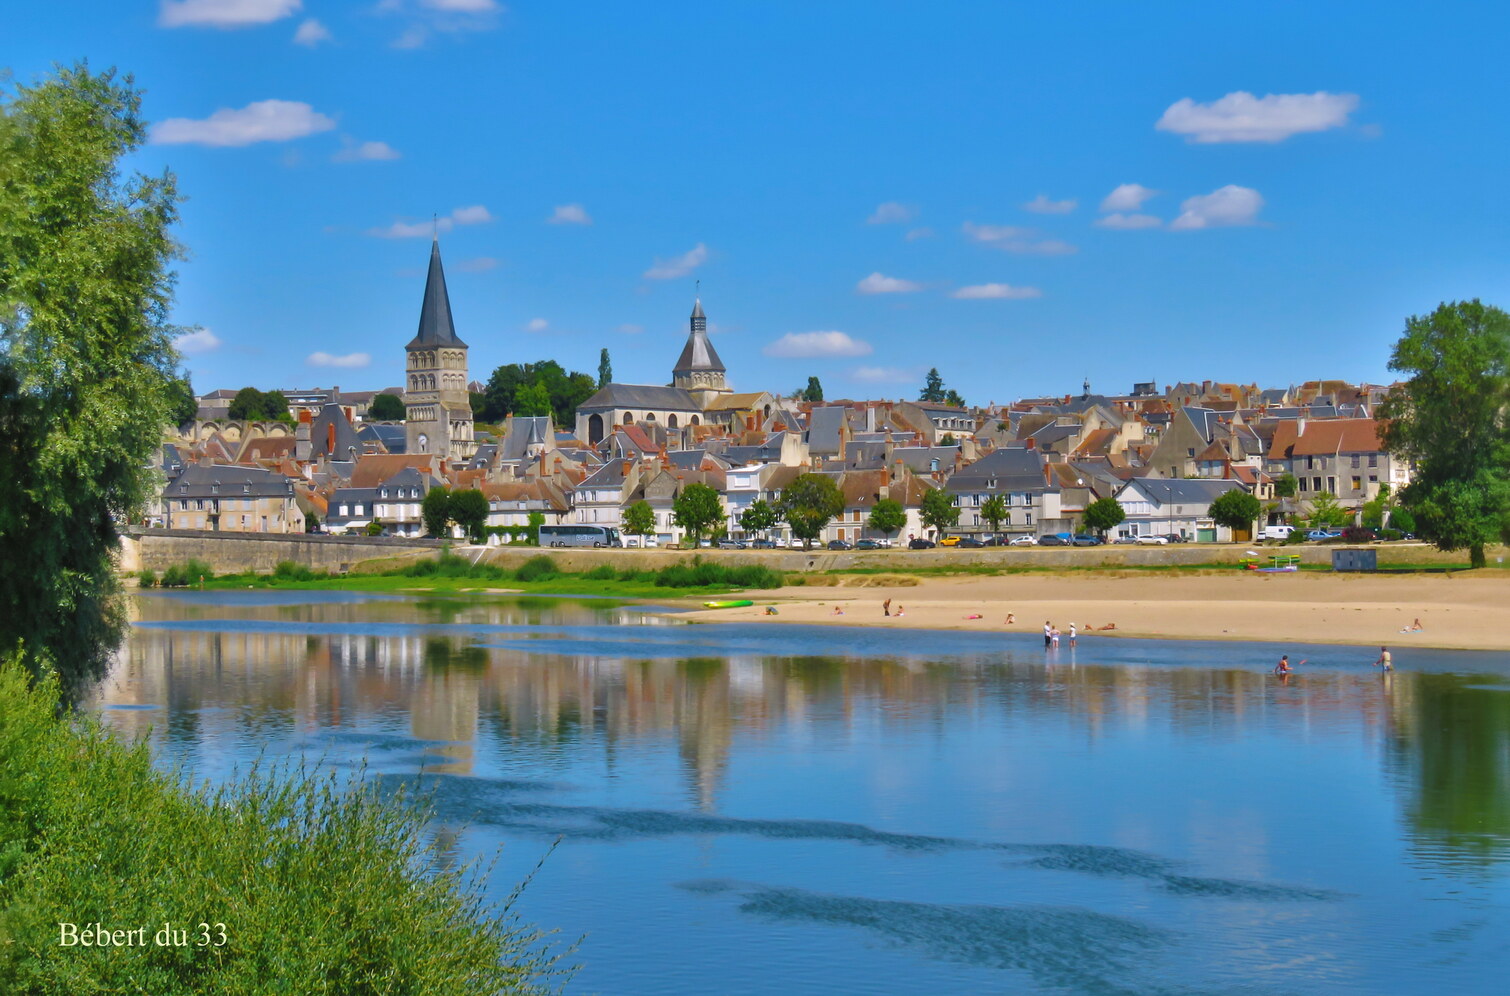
1373;646;1393;671
1044;621;1053;648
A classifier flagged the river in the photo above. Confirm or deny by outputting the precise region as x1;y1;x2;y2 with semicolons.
91;590;1510;995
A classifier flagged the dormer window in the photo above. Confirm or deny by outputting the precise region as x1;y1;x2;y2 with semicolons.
211;482;219;494
243;483;250;494
380;488;388;498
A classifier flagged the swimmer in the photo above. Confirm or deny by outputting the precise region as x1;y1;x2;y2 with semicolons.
1373;646;1392;671
1068;623;1077;647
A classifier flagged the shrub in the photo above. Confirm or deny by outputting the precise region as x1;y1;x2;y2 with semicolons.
652;560;783;589
583;565;617;581
513;555;559;583
135;569;156;588
1380;528;1403;541
1341;526;1377;543
272;560;317;581
159;564;188;587
1283;528;1307;546
0;665;566;994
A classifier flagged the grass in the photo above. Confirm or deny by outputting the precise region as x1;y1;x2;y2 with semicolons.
0;664;568;995
171;552;785;599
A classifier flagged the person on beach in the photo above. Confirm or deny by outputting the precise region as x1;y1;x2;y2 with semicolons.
895;605;904;618
1373;646;1392;671
1006;613;1016;625
1044;621;1053;648
1068;623;1077;647
884;598;892;617
1274;655;1291;675
1050;626;1060;648
1399;618;1423;633
832;605;845;616
1097;622;1117;631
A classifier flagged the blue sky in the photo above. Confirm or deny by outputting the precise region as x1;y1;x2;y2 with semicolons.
10;1;1509;404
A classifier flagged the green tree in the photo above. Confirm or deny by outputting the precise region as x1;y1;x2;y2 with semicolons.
261;389;292;422
739;498;779;537
943;388;965;408
526;509;545;545
1378;300;1510;568
0;65;182;700
866;497;906;539
1361;483;1394;529
940;433;956;446
920;486;960;536
469;391;486;417
1209;489;1261;535
1082;496;1126;536
167;375;198;426
449;488;489;543
623;499;656;538
228;386;266;421
779;473;844;549
802;376;823;403
514;381;552;417
598;348;612;389
1274;473;1298;499
364;519;386;537
369;392;405;420
421;486;451;537
980;494;1009;534
1306;492;1349;529
919;367;946;403
672;482;725;546
1392;507;1417;534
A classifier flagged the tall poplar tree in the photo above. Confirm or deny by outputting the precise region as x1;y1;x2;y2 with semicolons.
0;65;183;701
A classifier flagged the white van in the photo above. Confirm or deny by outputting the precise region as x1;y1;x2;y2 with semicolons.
1259;525;1295;541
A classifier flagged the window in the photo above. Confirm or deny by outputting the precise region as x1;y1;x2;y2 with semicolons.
1351;477;1362;491
1368;454;1378;468
1187;448;1196;457
1307;456;1315;470
1299;478;1309;492
1313;477;1322;492
243;483;250;494
1369;475;1377;484
355;504;365;516
1326;477;1335;493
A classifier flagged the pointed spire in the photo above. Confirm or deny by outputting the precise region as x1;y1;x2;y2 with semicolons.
406;238;467;349
674;293;724;374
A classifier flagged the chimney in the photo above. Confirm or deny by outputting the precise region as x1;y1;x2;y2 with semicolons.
1025;438;1036;451
621;460;632;477
298;409;313;424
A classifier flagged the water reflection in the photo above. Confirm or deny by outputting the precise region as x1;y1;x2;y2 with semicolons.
99;592;1510;875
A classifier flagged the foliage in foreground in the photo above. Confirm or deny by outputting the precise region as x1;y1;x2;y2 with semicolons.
0;65;182;703
0;665;566;995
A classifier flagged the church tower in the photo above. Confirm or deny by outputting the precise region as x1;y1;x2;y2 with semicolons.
672;296;731;408
403;238;476;460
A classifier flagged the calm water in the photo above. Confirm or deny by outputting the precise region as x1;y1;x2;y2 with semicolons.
92;591;1510;995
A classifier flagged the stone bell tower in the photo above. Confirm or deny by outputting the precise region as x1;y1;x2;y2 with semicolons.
403;238;476;460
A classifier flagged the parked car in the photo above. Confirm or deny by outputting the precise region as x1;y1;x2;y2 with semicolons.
1259;525;1295;541
788;537;808;548
938;536;961;547
1072;534;1103;546
827;539;852;551
1008;535;1037;546
1163;533;1187;543
1112;535;1138;544
750;538;777;549
717;538;746;550
957;537;985;548
1038;534;1069;546
1306;529;1342;541
908;538;935;550
1135;534;1169;545
625;535;659;548
855;539;881;550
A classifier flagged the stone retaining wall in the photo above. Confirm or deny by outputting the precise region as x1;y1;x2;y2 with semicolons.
121;529;441;575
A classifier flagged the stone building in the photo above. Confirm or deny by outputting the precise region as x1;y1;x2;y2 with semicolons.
403;238;477;461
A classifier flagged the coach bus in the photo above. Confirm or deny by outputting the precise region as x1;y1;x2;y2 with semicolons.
538;524;623;548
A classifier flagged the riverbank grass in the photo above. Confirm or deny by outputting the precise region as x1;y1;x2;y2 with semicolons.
0;665;565;995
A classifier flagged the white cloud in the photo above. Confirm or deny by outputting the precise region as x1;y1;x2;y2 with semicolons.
1169;185;1264;231
867;201;916;225
951;283;1042;300
643;243;708;280
392;25;427;48
159;0;300;28
960;222;1077;255
1023;194;1076;214
456;257;498;272
176;328;222;354
962;223;1034;242
422;0;497;9
1157;91;1360;143
905;227;933;241
548;203;591;225
526;318;548;332
381;0;500;47
292;17;330;45
450;204;492;225
1100;183;1157;212
366;204;492;238
617;323;644;334
152;100;335;147
332;138;400;162
307;351;370;368
856;272;922;294
1095;213;1163;230
851;365;914;383
763;331;873;358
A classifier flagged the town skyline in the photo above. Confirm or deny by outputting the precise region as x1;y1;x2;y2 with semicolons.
13;2;1508;401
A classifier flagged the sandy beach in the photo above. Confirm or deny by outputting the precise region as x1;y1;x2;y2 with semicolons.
682;572;1510;651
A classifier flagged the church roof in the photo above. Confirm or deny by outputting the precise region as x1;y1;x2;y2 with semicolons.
673;329;725;374
406;239;467;350
578;383;703;411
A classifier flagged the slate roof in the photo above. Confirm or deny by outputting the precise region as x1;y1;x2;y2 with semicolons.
806;406;848;454
947;447;1047;493
1118;477;1246;506
165;463;296;499
673;328;726;374
578;383;701;411
406;239;467;349
356;423;407;454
